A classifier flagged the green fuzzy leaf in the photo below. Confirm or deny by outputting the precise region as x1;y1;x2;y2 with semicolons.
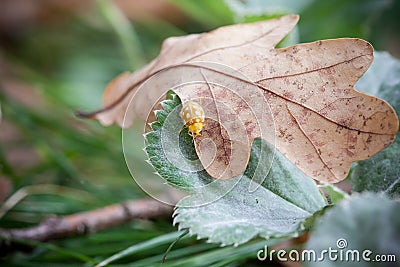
145;93;326;246
352;52;400;199
145;94;214;190
320;184;349;205
305;192;400;267
173;139;327;245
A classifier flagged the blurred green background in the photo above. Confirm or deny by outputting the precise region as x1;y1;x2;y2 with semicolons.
0;0;399;266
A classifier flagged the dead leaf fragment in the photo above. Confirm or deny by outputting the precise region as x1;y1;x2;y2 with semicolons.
78;15;399;183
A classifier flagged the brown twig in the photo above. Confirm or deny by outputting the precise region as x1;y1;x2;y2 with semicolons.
0;198;174;254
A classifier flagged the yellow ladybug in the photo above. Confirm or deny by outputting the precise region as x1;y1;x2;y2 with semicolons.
180;101;205;138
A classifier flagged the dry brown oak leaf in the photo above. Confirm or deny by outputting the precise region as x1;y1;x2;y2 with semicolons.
78;15;399;183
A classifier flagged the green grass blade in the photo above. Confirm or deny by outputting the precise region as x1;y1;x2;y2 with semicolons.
95;231;187;267
96;0;147;70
